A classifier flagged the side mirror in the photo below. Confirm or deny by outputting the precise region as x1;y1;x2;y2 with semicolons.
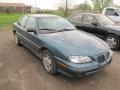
27;28;36;33
17;22;20;25
91;22;98;27
114;12;119;16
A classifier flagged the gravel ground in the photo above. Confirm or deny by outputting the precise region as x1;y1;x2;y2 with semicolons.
0;27;120;90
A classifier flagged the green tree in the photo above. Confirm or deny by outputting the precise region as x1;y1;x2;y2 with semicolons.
75;0;92;11
91;0;113;12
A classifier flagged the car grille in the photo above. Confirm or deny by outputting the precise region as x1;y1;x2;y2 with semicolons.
97;52;110;63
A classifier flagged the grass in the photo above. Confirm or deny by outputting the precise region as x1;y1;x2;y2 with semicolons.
0;13;23;27
0;12;66;28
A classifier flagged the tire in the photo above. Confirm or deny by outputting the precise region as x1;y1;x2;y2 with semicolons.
14;34;21;46
42;50;57;75
105;34;120;50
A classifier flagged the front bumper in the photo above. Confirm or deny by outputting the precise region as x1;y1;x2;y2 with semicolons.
55;56;112;78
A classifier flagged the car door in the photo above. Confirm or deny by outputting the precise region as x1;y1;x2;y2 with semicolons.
15;15;29;45
79;15;100;35
24;17;41;54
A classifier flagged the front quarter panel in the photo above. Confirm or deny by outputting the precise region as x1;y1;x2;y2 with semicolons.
39;35;69;61
102;25;120;37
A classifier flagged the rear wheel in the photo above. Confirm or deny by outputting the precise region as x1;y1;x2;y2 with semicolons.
42;50;57;75
105;34;120;50
14;34;21;46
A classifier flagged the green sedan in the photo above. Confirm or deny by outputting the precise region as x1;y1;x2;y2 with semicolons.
13;14;113;78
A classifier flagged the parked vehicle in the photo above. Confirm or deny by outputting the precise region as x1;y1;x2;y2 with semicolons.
13;14;112;78
102;7;120;23
68;13;120;50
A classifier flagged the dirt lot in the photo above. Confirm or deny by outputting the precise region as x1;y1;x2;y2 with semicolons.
0;27;120;90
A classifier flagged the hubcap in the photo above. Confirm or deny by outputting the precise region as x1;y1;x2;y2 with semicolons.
106;37;117;49
43;54;52;71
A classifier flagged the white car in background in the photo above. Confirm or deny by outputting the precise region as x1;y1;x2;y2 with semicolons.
102;7;120;24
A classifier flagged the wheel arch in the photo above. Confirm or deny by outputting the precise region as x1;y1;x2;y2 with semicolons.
105;33;119;38
39;47;54;59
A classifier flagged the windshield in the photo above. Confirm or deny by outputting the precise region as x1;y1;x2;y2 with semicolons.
37;16;76;33
97;15;115;25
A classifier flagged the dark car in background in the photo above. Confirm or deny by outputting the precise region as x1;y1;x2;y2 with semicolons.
68;13;120;50
13;14;112;78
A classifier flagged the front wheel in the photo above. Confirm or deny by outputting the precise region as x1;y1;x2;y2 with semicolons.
105;34;120;50
42;50;58;75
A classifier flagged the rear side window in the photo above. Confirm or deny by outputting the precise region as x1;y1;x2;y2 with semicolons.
83;15;97;24
20;15;28;27
70;14;83;22
105;9;116;16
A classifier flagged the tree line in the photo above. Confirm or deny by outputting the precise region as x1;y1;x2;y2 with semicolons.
58;0;115;16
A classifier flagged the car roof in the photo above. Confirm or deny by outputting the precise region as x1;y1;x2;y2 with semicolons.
26;14;60;18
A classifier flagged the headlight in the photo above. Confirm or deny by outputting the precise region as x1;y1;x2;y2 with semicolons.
69;56;92;63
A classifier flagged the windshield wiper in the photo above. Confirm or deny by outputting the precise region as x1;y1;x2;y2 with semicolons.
39;28;56;30
58;28;75;32
39;28;75;33
62;29;75;30
39;28;57;33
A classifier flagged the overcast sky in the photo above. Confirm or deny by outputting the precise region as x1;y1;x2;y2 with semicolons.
0;0;120;10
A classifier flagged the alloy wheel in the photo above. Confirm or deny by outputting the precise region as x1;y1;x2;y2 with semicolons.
106;37;117;49
43;53;52;71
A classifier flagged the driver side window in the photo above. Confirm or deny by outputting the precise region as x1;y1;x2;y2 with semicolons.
25;17;36;30
83;15;97;25
19;15;28;28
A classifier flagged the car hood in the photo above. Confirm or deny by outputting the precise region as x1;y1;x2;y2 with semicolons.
38;30;109;57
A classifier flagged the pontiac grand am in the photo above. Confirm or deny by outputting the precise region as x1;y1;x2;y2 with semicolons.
12;14;113;77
